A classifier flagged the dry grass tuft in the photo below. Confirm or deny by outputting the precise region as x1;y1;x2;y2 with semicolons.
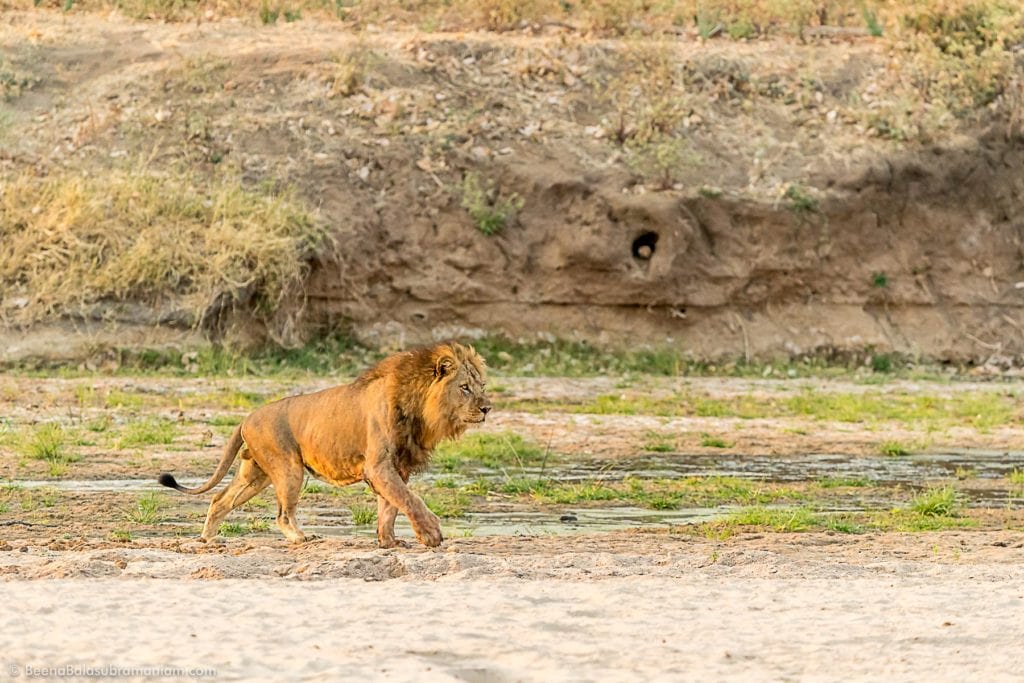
0;168;325;326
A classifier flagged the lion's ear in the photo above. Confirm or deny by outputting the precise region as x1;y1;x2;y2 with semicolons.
434;356;456;379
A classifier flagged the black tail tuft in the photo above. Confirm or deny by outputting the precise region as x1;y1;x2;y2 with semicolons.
158;472;185;492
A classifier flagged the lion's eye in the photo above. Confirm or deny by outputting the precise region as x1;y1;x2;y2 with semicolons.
460;384;471;394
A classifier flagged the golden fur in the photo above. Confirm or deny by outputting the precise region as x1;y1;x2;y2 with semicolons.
159;342;491;548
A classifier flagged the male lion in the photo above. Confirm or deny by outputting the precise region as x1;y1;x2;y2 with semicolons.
158;342;491;548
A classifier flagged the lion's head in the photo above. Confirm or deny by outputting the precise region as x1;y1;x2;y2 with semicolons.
420;343;491;439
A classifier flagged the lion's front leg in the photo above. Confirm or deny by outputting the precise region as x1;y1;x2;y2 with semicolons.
365;463;442;548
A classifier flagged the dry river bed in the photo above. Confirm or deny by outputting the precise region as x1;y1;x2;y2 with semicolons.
2;373;1024;680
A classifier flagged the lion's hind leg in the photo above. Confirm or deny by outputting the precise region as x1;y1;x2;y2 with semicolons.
268;458;309;543
200;458;271;542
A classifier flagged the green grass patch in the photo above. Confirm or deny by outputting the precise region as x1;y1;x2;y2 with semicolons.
20;423;66;461
700;433;731;449
727;505;824;531
879;440;910;457
644;493;682;510
520;475;804;508
869;509;977;532
422;489;469;518
104;390;147;410
1008;469;1024;486
910;486;959;517
506;389;1013;430
302;480;333;495
219;522;247;537
207;414;243;427
433;432;546;471
350;503;377;525
817;476;871;488
641;432;676;453
116;418;178;448
15;488;59;511
125;491;164;524
16;423;80;475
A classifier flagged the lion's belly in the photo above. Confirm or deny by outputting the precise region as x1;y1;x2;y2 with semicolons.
302;446;366;487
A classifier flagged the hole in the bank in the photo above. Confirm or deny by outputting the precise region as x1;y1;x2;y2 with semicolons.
632;231;658;260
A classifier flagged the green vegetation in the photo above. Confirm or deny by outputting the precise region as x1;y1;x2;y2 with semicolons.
110;529;133;542
0;57;38;101
247;516;271;532
15;487;59;511
641;432;676;453
125;491;164;524
460;172;524;236
220;522;247;537
16;423;79;475
879;440;909;457
20;423;65;461
955;467;977;480
910;486;959;517
817;476;871;488
725;506;824;532
700;433;730;449
466;475;807;510
259;0;279;24
422;489;469;518
506;389;1012;430
6;333;960;382
116;419;178;448
1007;469;1024;486
302;481;333;495
783;184;818;214
350;504;377;525
433;432;546;472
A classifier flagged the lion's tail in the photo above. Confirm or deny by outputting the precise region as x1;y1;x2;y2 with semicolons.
158;424;244;495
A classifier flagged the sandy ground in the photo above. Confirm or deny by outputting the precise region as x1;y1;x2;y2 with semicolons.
2;532;1024;681
3;373;1024;680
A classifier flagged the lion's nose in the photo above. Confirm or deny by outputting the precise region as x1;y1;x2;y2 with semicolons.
480;406;491;415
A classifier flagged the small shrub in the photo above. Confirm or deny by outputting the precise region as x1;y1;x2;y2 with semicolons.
783;184;818;214
22;423;65;461
879;440;909;457
626;136;701;190
641;432;675;453
910;486;958;517
110;529;133;542
125;492;163;524
259;0;279;24
460;172;524;236
644;494;681;510
220;522;247;536
860;2;884;37
818;476;870;488
350;504;377;525
871;353;894;373
700;433;730;449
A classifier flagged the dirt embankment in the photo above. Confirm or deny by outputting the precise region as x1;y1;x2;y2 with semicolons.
2;12;1023;362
